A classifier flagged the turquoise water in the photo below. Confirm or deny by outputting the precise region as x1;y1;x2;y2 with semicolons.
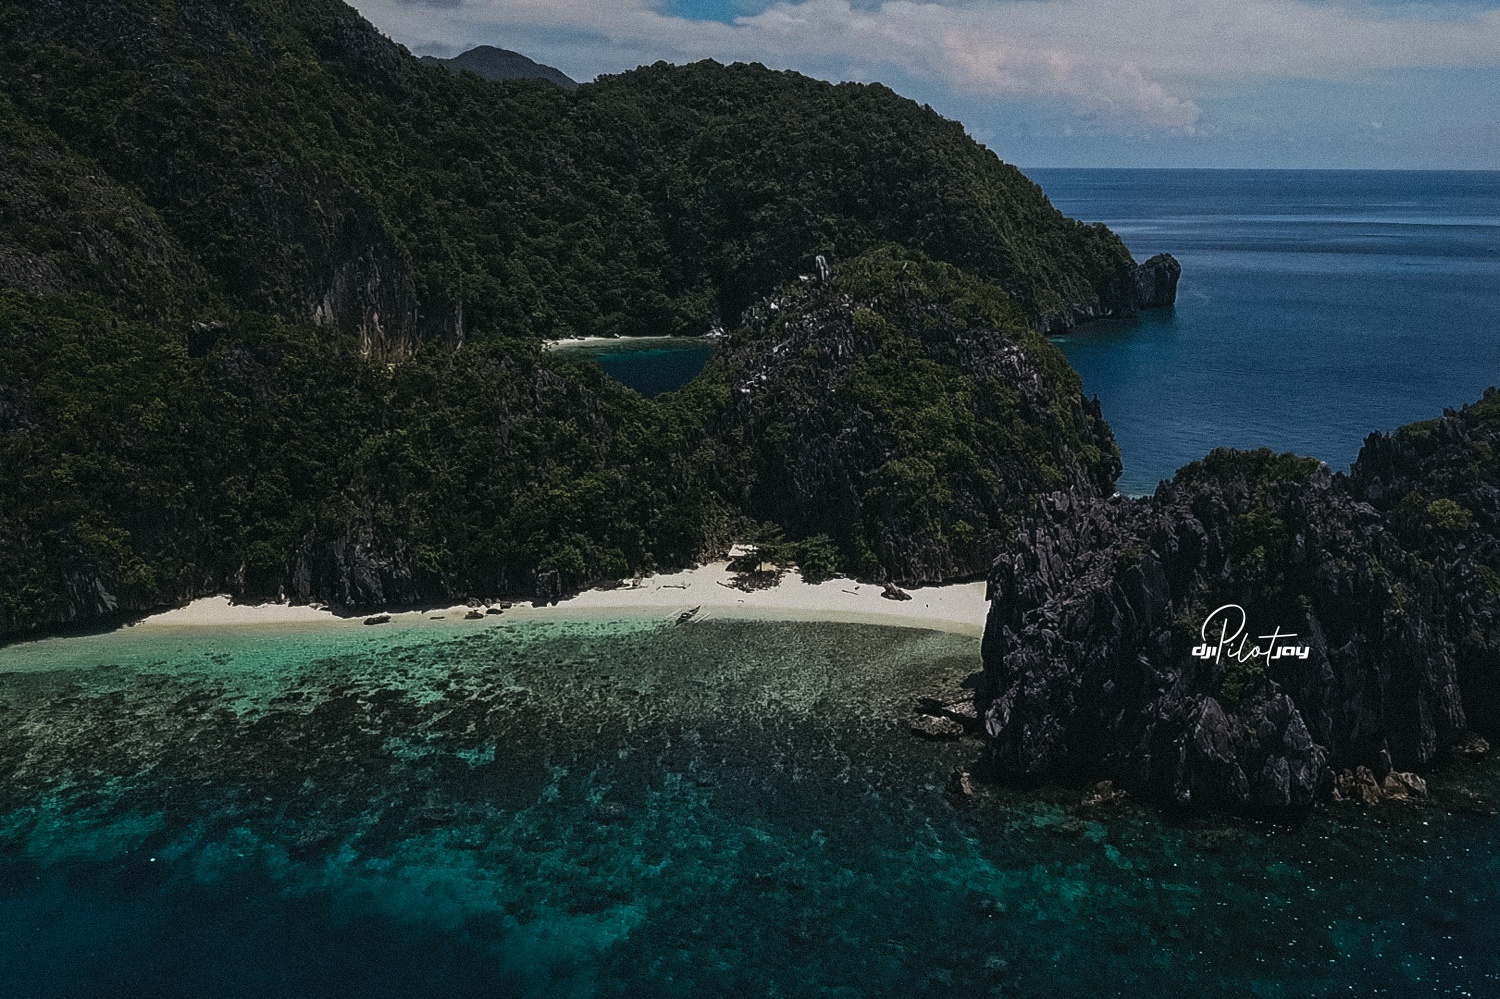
1029;169;1500;496
551;337;717;397
2;617;1499;996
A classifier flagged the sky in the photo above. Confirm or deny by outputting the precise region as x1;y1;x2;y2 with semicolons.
352;0;1500;168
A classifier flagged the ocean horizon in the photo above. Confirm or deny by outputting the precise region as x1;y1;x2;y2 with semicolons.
1029;167;1500;495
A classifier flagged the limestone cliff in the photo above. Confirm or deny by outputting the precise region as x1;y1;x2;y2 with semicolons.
977;392;1500;812
688;247;1121;585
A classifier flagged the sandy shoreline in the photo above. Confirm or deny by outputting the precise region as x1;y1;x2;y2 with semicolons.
542;335;630;351
543;334;719;352
134;560;991;637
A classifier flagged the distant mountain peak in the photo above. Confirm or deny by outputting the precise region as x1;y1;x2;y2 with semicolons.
420;45;577;90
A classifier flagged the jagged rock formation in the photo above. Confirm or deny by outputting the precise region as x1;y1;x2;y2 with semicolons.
420;46;578;89
688;247;1121;585
311;203;424;358
978;391;1500;812
1027;251;1180;331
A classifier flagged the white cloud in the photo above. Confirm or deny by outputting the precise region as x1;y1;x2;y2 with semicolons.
357;0;1500;134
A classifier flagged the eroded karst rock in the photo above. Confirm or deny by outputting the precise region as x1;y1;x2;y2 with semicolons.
977;390;1500;812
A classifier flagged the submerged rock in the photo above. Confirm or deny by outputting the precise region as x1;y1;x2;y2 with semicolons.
945;768;980;803
917;691;979;725
911;714;966;740
1076;780;1129;816
1455;731;1490;762
592;801;630;824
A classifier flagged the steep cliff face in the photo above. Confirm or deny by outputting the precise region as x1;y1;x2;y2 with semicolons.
310;202;424;358
687;248;1121;584
1352;394;1500;733
978;394;1500;812
1;0;448;356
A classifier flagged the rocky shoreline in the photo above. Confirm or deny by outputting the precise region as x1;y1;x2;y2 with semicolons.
972;389;1500;813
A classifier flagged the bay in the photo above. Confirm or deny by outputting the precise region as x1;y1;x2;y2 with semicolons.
1028;169;1500;496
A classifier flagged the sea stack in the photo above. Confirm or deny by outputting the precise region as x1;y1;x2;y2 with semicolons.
1131;253;1182;309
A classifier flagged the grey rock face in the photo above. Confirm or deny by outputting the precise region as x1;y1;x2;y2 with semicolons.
1131;253;1181;310
911;714;967;739
310;203;424;359
289;518;434;612
704;272;1121;585
978;390;1500;812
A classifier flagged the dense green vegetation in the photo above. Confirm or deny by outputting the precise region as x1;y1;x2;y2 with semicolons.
681;247;1119;582
0;0;1142;636
1;245;1115;630
0;0;1136;348
0;289;742;632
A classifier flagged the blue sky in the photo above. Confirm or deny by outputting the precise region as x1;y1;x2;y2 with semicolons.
360;0;1500;168
659;0;764;22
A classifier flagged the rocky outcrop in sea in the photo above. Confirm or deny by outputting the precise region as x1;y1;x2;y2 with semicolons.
1131;253;1181;310
978;389;1500;812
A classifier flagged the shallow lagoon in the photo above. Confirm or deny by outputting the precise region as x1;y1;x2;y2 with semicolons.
549;337;716;398
1;617;1498;997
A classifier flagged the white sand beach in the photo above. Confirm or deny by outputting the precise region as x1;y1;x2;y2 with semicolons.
541;335;629;351
543;334;720;352
134;558;991;636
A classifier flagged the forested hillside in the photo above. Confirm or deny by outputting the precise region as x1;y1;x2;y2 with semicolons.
0;0;1165;639
0;0;1143;350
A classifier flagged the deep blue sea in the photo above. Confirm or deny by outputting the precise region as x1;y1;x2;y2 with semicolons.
1028;169;1500;495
